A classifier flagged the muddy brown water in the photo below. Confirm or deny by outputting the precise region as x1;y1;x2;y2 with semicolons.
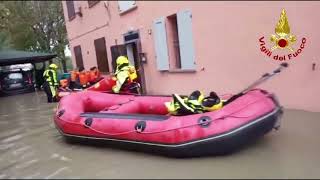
0;91;319;179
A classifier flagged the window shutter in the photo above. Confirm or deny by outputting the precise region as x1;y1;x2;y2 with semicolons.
177;10;195;70
88;1;99;8
153;17;169;71
74;45;84;68
118;1;136;12
94;37;109;73
66;1;76;20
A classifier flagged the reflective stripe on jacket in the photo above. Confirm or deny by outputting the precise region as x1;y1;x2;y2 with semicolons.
43;69;58;86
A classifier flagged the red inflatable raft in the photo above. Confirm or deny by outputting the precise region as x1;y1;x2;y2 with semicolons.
54;88;283;157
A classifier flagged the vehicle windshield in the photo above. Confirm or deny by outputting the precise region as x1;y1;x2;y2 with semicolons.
7;73;23;80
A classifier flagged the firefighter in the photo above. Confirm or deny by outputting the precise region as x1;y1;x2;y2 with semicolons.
112;56;138;93
69;68;79;89
43;63;59;103
165;90;223;116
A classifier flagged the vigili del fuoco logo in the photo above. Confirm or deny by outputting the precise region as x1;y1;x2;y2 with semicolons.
259;9;306;61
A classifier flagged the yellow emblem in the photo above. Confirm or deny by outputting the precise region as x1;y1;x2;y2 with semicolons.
270;9;296;51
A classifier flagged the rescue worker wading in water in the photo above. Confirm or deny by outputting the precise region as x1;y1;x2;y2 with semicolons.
112;56;139;93
43;63;59;103
165;90;224;116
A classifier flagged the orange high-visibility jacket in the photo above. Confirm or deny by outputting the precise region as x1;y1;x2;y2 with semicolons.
85;71;91;83
89;69;101;82
70;70;79;82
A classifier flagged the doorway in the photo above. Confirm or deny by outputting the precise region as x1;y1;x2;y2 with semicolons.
110;44;127;72
110;32;147;94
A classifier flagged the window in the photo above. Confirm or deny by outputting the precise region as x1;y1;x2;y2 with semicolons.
118;1;136;14
88;0;99;8
66;1;76;20
94;37;109;73
153;10;195;71
7;73;23;80
167;14;181;69
73;45;84;69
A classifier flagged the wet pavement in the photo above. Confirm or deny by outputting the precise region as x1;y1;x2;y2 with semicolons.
0;91;319;179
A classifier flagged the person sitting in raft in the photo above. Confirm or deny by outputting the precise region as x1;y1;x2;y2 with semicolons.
69;68;80;90
78;67;90;89
111;56;138;93
89;66;101;85
59;79;72;92
165;90;224;116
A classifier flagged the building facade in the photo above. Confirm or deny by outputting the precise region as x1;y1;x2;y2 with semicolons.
62;1;320;112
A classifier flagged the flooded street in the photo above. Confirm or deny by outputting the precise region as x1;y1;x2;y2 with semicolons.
0;91;319;179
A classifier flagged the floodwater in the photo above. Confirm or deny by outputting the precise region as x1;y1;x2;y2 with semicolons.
0;91;319;179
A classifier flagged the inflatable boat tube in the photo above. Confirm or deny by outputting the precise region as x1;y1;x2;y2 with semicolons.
54;89;283;157
58;76;135;99
57;76;112;98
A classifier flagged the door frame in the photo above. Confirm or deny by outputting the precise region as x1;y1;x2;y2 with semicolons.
110;44;127;72
123;31;147;94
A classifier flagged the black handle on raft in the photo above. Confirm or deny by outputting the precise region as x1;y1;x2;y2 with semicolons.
135;121;146;133
57;109;65;118
198;116;212;128
84;118;93;128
